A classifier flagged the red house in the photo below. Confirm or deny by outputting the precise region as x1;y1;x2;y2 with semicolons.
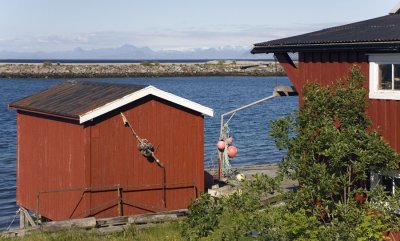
251;6;400;192
251;8;400;154
9;81;213;221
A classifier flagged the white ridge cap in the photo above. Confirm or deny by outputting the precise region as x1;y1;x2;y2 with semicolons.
390;2;400;14
79;85;214;123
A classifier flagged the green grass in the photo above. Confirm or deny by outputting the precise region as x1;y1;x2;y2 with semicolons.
1;222;185;241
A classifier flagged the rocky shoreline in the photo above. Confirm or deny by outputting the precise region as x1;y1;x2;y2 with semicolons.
0;60;285;78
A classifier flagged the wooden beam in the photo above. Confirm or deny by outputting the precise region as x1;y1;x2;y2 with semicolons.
274;53;300;89
19;207;36;228
40;217;96;232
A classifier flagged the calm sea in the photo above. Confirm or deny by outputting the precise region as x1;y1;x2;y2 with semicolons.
0;76;298;229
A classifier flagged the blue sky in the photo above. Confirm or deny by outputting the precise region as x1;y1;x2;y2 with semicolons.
1;0;398;52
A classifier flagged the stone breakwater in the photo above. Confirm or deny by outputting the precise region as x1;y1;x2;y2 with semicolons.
0;61;285;78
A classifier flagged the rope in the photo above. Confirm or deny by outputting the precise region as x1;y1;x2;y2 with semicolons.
120;112;163;167
6;209;19;231
120;112;166;207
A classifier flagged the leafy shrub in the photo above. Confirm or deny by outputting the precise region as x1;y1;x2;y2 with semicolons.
270;67;398;205
180;193;223;239
182;67;400;241
42;61;53;67
140;61;153;66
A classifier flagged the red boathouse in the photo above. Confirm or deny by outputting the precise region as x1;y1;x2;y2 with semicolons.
251;7;400;153
9;81;213;221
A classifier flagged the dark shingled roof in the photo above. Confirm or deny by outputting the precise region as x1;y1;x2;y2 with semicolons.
9;81;147;119
251;14;400;53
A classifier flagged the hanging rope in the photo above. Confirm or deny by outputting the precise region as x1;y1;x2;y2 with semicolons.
120;112;163;167
121;112;167;208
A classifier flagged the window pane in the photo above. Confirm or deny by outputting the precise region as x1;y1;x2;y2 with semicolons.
381;176;393;194
395;178;400;188
379;64;392;90
394;64;400;90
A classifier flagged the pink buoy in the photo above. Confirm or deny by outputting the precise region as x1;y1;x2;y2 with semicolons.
227;137;233;144
217;140;225;151
227;145;238;158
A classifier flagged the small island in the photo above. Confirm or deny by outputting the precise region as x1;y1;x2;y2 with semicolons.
0;60;285;78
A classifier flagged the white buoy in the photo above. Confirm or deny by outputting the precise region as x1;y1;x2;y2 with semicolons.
236;173;245;181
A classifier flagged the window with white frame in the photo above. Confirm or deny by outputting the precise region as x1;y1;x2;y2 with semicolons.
370;168;400;195
369;54;400;100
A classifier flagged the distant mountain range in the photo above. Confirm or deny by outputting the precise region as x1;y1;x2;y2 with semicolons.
0;44;274;60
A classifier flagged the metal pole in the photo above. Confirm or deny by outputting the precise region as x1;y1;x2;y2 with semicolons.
220;94;277;121
218;93;278;177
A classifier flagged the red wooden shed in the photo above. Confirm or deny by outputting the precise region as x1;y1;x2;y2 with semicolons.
9;81;213;221
251;9;400;153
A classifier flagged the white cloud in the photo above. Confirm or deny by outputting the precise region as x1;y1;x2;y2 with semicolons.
0;22;343;53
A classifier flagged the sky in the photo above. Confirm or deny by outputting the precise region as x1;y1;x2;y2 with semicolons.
0;0;399;52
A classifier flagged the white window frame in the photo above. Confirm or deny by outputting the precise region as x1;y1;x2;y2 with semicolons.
369;53;400;100
370;168;400;195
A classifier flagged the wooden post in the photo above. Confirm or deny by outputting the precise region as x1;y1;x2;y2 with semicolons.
162;167;166;208
218;158;221;180
117;186;122;216
19;207;26;229
19;207;36;228
36;193;40;224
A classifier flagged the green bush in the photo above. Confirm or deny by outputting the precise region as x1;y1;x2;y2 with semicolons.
140;61;153;67
42;61;53;67
181;67;400;241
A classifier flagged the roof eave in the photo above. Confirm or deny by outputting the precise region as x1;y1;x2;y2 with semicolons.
79;86;214;124
251;42;400;54
8;106;80;121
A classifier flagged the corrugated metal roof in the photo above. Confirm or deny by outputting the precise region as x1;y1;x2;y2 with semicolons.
9;81;147;119
9;81;214;122
251;14;400;53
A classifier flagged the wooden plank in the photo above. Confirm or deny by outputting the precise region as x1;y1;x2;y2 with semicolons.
96;216;128;227
40;217;96;232
128;214;178;224
97;225;125;234
1;227;40;238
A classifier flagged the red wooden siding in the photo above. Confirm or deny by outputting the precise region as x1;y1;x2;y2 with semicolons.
278;51;400;152
16;96;204;220
17;111;88;220
89;96;204;218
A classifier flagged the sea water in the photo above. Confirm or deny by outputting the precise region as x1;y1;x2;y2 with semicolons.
0;76;298;229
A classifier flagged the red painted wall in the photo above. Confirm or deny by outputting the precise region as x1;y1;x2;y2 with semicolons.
278;51;400;152
16;111;88;220
16;96;204;220
88;96;204;218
